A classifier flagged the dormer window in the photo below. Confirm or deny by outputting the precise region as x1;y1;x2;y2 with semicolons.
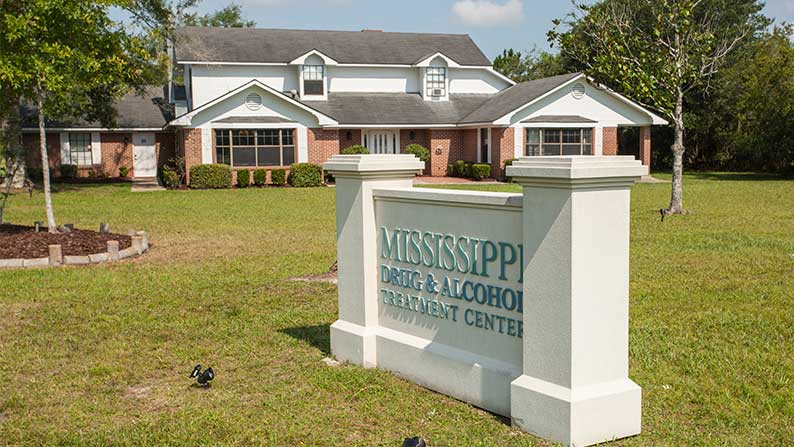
303;65;324;96
426;67;446;97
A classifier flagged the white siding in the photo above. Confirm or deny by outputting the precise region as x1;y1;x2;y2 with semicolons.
190;65;299;107
449;68;510;94
328;66;420;93
189;85;321;129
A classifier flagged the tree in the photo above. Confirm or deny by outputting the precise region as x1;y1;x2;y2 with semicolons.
549;0;767;214
183;4;255;28
493;48;569;82
0;87;23;225
0;0;160;232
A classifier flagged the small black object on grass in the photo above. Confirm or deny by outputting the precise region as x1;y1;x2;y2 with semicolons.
190;364;215;387
660;208;666;222
99;223;110;234
402;437;426;447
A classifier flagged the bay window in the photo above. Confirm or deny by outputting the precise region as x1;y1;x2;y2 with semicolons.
525;128;593;156
215;129;295;168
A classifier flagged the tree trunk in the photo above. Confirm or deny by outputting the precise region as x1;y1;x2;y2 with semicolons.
668;89;686;215
37;92;58;232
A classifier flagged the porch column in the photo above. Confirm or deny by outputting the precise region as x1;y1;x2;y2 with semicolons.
639;126;651;168
507;156;648;446
323;154;425;367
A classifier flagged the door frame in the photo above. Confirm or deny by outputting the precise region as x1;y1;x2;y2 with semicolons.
477;128;491;164
361;129;400;154
132;132;157;178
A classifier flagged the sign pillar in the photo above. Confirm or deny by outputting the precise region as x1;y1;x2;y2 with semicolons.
507;156;648;446
324;154;425;367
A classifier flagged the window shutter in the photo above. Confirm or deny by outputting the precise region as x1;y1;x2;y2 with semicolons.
60;132;71;165
91;132;102;165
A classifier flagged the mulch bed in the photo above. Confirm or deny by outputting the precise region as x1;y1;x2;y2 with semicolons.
0;224;132;259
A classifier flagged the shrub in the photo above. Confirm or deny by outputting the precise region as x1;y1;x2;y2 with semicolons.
271;168;287;186
463;163;474;178
27;167;43;183
503;158;517;182
237;169;251;188
341;145;369;155
404;144;430;162
447;164;455;176
454;160;467;177
160;165;180;189
470;163;491;180
288;163;322;187
189;164;232;189
60;164;77;179
118;166;129;178
253;169;266;186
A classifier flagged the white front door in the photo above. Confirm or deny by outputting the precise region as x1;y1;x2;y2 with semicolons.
364;130;399;154
132;132;157;177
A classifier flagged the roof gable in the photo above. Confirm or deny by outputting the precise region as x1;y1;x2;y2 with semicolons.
175;27;492;66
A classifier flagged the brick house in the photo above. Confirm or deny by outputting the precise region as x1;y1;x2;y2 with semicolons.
24;27;667;182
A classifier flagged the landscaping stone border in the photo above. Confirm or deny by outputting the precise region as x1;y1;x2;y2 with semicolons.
0;230;149;269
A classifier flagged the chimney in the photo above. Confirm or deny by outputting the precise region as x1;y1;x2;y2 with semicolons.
361;29;383;32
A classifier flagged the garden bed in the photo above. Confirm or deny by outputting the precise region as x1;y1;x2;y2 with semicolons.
0;224;132;259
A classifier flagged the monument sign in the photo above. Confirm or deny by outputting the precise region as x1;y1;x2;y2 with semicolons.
324;154;648;447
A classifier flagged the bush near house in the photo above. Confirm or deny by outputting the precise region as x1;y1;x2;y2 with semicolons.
404;144;430;162
253;169;266;186
189;164;232;189
26;168;43;183
237;170;251;188
60;164;77;179
270;169;287;186
118;166;129;178
160;165;180;189
288;163;322;187
470;164;491;181
341;145;369;155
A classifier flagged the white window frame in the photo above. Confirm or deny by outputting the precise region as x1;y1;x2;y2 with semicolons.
477;128;491;164
67;132;94;166
426;67;447;99
300;64;327;100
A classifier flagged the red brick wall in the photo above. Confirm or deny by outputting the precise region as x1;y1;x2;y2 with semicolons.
308;128;340;164
603;127;618;156
183;128;203;183
23;133;61;173
462;129;478;162
428;129;464;177
639;126;651;168
99;133;132;177
490;127;515;178
338;128;362;151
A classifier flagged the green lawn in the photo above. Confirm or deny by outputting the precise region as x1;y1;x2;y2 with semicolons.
1;174;792;446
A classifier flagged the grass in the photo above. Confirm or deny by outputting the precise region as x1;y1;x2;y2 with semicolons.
1;173;793;446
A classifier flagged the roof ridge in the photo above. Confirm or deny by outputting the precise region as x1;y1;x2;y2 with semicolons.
176;26;473;38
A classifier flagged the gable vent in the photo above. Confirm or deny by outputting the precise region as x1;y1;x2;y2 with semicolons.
571;83;586;99
245;92;263;110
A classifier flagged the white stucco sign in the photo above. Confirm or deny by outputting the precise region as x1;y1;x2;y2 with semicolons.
324;154;648;447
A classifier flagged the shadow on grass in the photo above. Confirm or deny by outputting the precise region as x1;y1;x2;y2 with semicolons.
686;172;788;182
280;324;331;356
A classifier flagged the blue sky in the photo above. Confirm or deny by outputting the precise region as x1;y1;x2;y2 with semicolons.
137;0;794;60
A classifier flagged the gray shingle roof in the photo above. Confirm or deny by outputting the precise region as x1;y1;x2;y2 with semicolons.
175;27;492;66
303;93;493;125
21;86;172;129
459;73;583;124
213;116;296;124
522;115;596;123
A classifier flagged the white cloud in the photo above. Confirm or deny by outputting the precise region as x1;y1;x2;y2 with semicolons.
451;0;524;27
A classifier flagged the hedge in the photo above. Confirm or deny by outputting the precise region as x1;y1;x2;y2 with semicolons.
404;144;430;162
271;168;287;186
60;164;77;179
470;164;491;180
160;165;180;189
341;145;369;155
253;169;266;186
288;163;323;187
189;164;232;189
237;169;251;188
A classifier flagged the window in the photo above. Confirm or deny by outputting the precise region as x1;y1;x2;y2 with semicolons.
68;133;93;166
525;128;593;156
215;129;295;167
303;65;324;96
426;67;446;97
